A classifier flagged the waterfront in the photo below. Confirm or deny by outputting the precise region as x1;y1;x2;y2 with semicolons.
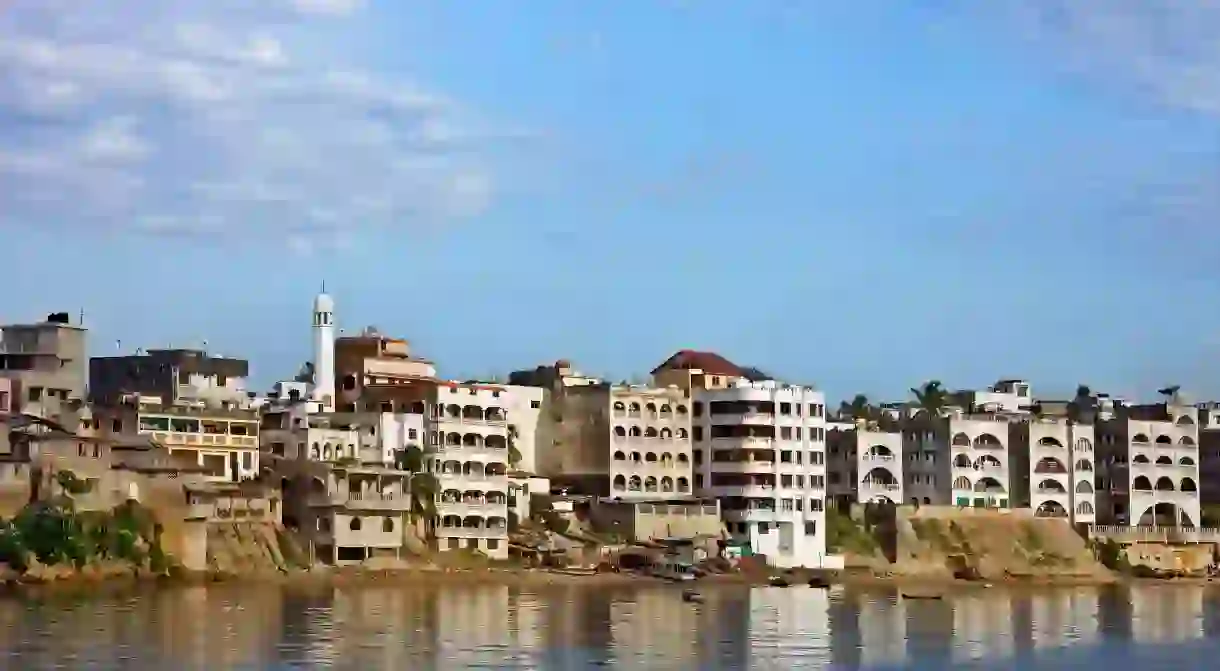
0;584;1217;669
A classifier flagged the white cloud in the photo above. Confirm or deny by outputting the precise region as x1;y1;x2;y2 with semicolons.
0;0;506;249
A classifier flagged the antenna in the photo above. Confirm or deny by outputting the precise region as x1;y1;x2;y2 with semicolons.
78;308;85;325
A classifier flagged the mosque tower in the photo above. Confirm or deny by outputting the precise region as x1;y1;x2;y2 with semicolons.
312;288;336;411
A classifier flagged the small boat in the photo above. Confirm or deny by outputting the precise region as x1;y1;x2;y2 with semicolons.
682;589;703;603
808;576;831;588
768;576;790;588
901;589;944;600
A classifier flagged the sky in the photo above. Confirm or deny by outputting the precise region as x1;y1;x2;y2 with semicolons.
2;0;1220;403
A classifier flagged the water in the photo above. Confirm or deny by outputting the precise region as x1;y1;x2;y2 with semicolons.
0;583;1217;669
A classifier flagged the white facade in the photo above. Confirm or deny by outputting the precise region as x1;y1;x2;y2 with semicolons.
377;412;425;465
693;379;831;569
609;385;695;499
428;384;510;559
856;430;903;504
969;379;1032;414
1123;410;1200;527
501;385;544;474
311;292;336;411
1028;419;1096;524
948;417;1012;509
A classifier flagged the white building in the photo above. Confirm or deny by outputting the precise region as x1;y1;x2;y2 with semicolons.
1097;394;1201;527
856;429;904;504
1024;418;1096;524
965;379;1033;414
948;415;1013;509
692;378;832;568
428;383;511;559
609;385;695;499
501;385;544;474
311;291;337;411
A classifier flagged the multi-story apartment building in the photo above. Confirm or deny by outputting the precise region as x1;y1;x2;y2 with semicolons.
946;414;1016;509
429;382;511;559
89;348;251;409
94;395;260;482
511;360;694;500
691;377;830;568
1011;416;1097;524
826;419;905;507
334;331;437;413
0;312;88;421
1095;393;1201;527
1197;402;1220;508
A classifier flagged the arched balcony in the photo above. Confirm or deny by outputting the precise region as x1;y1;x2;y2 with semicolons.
951;433;970;447
973;433;1002;449
486;491;507;505
952;476;972;490
445;404;462;419
462;433;482;448
1179;435;1196;446
1035;501;1067;518
1155;455;1172;465
1132;433;1150;444
973;477;1005;494
630;451;642;464
661;476;674;493
461;515;483;530
659;404;673;418
440;489;462;503
439;460;463;475
613;401;626;416
628;402;642;417
614;426;627;439
659;428;673;439
629;427;642;438
1074;458;1093;472
1075;501;1095;516
628;475;642;491
1154;476;1175;491
1075;438;1093;452
445;432;461;447
1138;503;1194;527
1176;415;1195;426
1181;456;1196;466
1132;475;1153;491
461;405;483;421
677;428;689;440
1036;479;1066;494
660;452;673;467
864;445;895;461
677;453;689;464
1075;480;1093;494
644;452;658;464
862;467;898;488
613;451;626;461
676;477;690;493
1155;435;1172;445
645;427;658;439
1133;454;1150;464
440;514;462;528
974;455;1003;470
644;476;658;493
485;407;505;422
613;475;626;491
953;454;971;468
1181;477;1198;493
460;461;485;477
485;463;507;477
645;403;657;417
1034;457;1067;474
1037;437;1064;449
676;404;688;416
485;435;507;450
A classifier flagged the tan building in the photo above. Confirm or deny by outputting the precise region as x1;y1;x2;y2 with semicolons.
0;312;88;421
334;332;437;413
93;395;260;482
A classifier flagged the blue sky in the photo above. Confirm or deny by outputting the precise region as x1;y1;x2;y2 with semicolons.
3;0;1219;403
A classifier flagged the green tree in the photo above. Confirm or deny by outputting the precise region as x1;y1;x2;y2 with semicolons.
839;394;873;421
397;444;438;539
507;425;522;469
910;380;948;418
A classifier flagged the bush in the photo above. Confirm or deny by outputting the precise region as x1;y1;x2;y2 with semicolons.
827;509;877;554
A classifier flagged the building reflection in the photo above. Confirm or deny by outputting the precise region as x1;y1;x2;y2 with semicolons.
0;582;1214;668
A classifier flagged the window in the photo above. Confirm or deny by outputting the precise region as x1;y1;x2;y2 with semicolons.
811;475;825;489
29;386;42;401
758;522;770;533
408;429;418;440
693;427;704;441
804;521;817;535
242;452;253;470
781;427;792;440
530;400;541;409
781;498;794;511
349;517;362;531
487;538;500;550
382;518;394;532
809;451;824;465
810;499;824;512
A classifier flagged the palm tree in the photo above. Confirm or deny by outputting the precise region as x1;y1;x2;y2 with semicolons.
397;444;438;539
1157;385;1181;402
837;394;872;422
507;425;522;469
910;380;947;418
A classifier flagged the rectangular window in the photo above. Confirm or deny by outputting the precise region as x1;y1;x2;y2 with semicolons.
804;521;817;535
530;400;541;409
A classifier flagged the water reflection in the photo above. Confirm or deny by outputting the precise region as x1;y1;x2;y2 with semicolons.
0;583;1216;669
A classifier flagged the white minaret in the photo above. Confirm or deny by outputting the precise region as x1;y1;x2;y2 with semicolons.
312;288;336;411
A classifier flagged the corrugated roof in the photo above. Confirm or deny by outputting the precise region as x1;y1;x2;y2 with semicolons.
650;350;743;377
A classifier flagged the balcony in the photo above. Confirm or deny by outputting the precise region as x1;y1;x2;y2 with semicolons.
709;460;775;473
435;526;508;539
308;492;413;511
437;501;507;516
860;453;896;462
150;432;258;449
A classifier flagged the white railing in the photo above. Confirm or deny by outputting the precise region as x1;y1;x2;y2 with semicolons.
1090;525;1220;544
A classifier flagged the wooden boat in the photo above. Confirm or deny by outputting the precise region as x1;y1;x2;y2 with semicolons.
767;576;790;588
900;589;944;600
681;589;703;603
807;576;831;588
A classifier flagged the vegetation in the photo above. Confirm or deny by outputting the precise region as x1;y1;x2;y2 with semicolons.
838;394;875;422
826;509;878;555
910;380;948;417
0;496;166;573
507;425;522;469
1092;537;1131;573
397;444;439;538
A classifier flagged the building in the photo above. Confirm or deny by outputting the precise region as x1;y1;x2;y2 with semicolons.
511;360;694;500
312;291;337;411
1199;402;1220;509
945;414;1016;509
1010;415;1097;524
89;348;251;408
93;394;260;482
960;379;1034;414
430;382;512;559
334;330;437;413
690;377;831;568
1095;392;1201;527
0;312;88;421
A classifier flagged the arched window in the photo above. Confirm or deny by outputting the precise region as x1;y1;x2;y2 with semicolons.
349;517;362;531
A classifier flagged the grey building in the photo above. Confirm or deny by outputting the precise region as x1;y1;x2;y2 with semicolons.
89;348;250;408
0;312;88;420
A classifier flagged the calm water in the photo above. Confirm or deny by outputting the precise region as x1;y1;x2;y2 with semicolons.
0;583;1218;669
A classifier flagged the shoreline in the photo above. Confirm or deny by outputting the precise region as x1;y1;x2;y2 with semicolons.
4;563;1215;597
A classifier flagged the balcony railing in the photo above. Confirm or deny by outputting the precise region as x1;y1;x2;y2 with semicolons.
861;453;896;462
435;526;508;539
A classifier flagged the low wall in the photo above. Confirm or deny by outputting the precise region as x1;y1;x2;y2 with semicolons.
1090;525;1220;545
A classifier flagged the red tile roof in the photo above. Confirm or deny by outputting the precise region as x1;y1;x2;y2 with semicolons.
650;350;744;377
